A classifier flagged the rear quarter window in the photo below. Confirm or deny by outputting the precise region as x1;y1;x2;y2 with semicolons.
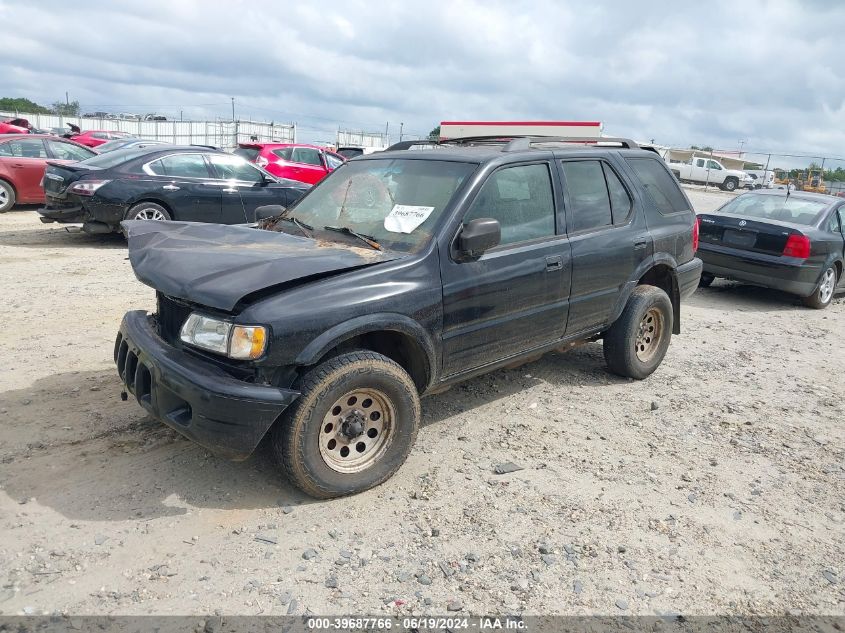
626;157;690;214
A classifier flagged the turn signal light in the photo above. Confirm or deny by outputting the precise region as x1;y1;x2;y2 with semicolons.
782;234;810;259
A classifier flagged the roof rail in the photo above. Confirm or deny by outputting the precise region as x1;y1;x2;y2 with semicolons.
503;136;640;151
384;139;441;151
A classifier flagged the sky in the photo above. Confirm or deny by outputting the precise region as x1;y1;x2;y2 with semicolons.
1;0;844;164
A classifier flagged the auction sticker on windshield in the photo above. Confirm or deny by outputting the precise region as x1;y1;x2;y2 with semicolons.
384;204;435;233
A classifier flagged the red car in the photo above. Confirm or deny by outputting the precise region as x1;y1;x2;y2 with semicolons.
0;118;34;134
0;134;96;212
234;143;345;185
68;130;135;148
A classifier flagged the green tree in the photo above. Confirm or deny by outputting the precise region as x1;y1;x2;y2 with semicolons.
0;97;52;114
428;125;440;140
52;100;80;116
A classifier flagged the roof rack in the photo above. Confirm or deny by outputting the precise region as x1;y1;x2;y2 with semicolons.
384;139;442;151
385;135;641;153
502;136;640;151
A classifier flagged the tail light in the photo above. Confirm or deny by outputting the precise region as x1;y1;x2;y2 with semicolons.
256;156;269;168
782;234;810;259
692;216;700;252
69;179;111;196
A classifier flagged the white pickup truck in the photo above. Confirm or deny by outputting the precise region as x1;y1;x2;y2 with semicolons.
667;157;747;191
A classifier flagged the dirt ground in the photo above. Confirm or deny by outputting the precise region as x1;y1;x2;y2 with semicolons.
0;189;843;617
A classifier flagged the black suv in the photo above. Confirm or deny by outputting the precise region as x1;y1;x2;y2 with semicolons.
114;136;702;498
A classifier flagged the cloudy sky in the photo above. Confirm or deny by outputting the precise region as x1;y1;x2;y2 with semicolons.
2;0;844;162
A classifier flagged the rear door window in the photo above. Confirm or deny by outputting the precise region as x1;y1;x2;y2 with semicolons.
147;153;211;178
291;147;321;166
626;157;691;214
561;160;612;232
272;147;293;160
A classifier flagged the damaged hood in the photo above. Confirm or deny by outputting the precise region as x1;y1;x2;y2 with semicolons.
124;221;404;311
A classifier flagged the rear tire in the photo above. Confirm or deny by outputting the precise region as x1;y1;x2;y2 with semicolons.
699;273;715;288
272;351;420;499
802;266;837;309
0;180;15;213
604;285;673;380
671;171;681;181
125;202;171;222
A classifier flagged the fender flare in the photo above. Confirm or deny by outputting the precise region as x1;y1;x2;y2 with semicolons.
295;312;438;388
608;254;681;334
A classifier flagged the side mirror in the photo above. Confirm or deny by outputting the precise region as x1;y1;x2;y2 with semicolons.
254;204;285;222
458;218;501;258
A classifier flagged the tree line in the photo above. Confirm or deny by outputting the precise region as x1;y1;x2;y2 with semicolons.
0;96;80;117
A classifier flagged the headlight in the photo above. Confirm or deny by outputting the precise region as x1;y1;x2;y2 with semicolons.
179;314;267;359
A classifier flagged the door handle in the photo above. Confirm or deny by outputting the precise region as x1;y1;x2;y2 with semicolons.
162;184;180;191
545;255;563;271
222;188;238;193
634;239;648;250
11;163;24;168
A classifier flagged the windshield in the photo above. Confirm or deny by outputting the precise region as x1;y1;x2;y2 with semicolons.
717;193;828;226
287;158;476;252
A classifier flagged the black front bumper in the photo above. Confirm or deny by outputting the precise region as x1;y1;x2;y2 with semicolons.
115;310;299;460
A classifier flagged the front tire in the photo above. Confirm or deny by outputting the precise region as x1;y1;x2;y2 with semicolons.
125;202;171;222
722;178;738;192
803;266;837;309
604;285;673;380
272;351;420;499
0;180;15;213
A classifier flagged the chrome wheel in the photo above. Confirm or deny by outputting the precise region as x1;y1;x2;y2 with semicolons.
635;307;664;363
0;187;8;206
819;267;836;304
133;207;167;221
318;388;395;474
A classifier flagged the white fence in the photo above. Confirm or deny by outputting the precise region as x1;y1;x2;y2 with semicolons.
337;129;389;149
0;111;295;150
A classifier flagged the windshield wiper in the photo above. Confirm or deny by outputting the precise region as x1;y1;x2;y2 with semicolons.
324;225;382;251
275;216;313;237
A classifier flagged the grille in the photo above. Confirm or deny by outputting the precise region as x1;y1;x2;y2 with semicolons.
157;293;193;345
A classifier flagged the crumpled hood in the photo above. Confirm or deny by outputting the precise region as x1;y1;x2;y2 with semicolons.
124;221;404;311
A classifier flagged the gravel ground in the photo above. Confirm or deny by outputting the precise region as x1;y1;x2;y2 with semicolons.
0;189;843;617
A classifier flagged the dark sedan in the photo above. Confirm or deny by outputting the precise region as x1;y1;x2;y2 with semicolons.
697;190;845;308
38;146;311;234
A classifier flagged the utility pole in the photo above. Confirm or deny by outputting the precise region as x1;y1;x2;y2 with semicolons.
738;139;746;155
231;97;235;122
399;122;404;142
385;122;389;144
65;91;69;106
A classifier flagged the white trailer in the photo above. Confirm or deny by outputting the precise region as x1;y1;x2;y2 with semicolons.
439;120;603;140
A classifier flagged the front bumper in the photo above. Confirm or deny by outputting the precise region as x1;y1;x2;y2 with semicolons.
115;310;299;460
698;244;818;297
677;257;703;299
